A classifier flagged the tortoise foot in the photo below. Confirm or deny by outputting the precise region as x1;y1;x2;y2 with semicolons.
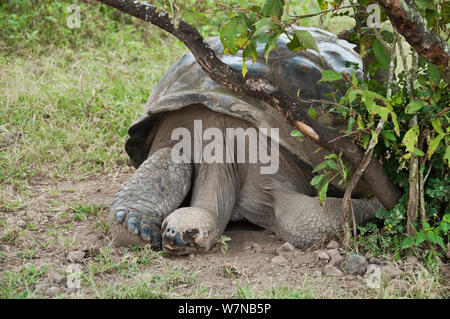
109;147;192;249
161;207;219;255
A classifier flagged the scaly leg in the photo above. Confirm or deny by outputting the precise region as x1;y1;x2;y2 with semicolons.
109;147;192;248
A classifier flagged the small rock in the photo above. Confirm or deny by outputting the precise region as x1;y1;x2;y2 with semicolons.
244;243;262;253
390;279;410;294
294;253;318;265
312;270;322;278
277;242;295;254
35;282;50;293
345;255;368;275
48;272;65;286
65;287;78;295
365;264;381;277
46;286;61;297
326;249;344;266
381;265;403;281
67;250;85;263
315;251;330;261
271;255;288;266
326;248;340;259
368;257;387;266
323;265;344;278
188;254;195;260
16;220;26;228
405;256;419;265
326;240;339;249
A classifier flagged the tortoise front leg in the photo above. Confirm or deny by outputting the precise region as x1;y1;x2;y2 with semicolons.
109;147;192;249
272;190;382;249
160;163;241;255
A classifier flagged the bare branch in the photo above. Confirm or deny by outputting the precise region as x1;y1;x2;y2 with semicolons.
377;0;450;84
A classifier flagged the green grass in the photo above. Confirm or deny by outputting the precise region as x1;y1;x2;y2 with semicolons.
0;264;47;298
0;1;187;211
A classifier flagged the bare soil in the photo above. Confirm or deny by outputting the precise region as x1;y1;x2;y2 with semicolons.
1;170;448;299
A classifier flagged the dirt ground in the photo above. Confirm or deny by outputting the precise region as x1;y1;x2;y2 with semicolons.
0;169;448;299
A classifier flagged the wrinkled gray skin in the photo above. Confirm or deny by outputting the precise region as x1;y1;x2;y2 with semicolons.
110;27;382;255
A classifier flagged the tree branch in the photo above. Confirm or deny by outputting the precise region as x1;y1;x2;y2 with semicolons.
376;0;450;84
94;0;401;209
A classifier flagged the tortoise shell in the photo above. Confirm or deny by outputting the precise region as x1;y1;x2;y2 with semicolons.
125;26;362;174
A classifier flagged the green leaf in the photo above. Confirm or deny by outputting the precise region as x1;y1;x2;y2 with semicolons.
263;31;281;63
428;63;441;83
401;236;415;249
291;30;320;53
242;41;258;77
347;89;360;104
405;100;424;114
431;118;444;135
311;174;324;186
373;38;390;69
318;180;329;205
242;61;248;77
414;0;432;10
220;16;249;55
327;160;339;170
318;70;343;83
363;133;370;149
290;129;304;141
416;231;427;245
356;114;365;129
312;161;328;173
317;0;328;10
253;17;272;37
390;112;400;135
427;133;445;159
347;117;355;133
413;148;425;156
402;126;419;157
324;153;339;160
426;231;445;250
260;0;284;19
381;130;396;142
308;106;317;120
444;145;450;166
351;71;358;87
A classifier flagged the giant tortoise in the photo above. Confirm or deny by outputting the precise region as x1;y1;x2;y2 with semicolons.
109;27;381;255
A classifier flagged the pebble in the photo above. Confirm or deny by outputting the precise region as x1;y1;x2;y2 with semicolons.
390;279;410;294
315;251;330;261
345;255;368;275
48;272;65;286
364;264;381;277
16;220;26;228
188;254;195;260
323;265;344;278
312;270;322;278
271;255;288;266
67;250;85;263
277;242;295;254
294;253;318;265
244;243;262;253
381;265;403;281
368;257;387;266
46;286;61;297
405;256;419;265
326;240;339;249
326;248;344;266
